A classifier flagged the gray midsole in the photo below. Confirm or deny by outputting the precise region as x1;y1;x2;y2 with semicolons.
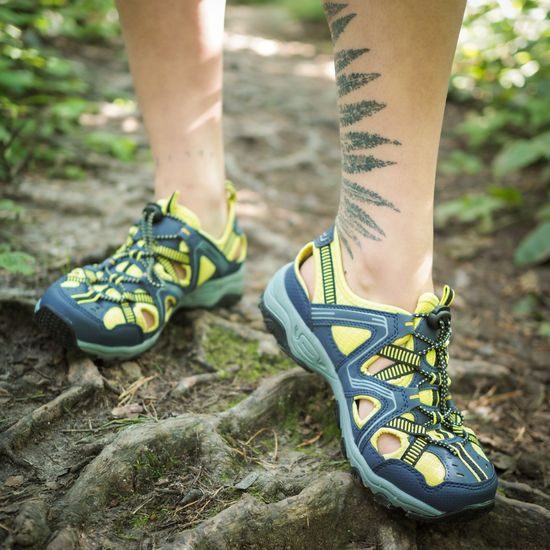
262;264;444;517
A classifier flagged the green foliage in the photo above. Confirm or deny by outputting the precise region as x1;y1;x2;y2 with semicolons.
0;0;119;183
0;244;36;275
493;132;550;178
280;0;325;22
439;150;483;176
435;186;523;233
515;221;550;267
85;131;137;161
449;1;550;266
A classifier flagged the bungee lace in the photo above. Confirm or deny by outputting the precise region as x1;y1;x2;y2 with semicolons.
409;311;467;454
82;208;187;304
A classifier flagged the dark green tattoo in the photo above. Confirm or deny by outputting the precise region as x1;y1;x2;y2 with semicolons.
336;72;380;97
325;2;401;257
342;154;395;175
330;13;356;41
342;178;399;212
337;219;362;250
339;100;386;127
343;197;385;237
323;2;348;18
334;48;369;74
342;131;401;152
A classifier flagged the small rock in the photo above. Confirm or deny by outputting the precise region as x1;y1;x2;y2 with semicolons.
4;475;24;488
517;452;545;481
257;338;279;357
13;500;51;547
111;403;143;418
121;361;142;380
491;452;517;472
178;488;203;506
235;472;259;490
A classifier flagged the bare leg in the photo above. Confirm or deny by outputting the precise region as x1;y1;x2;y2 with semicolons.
302;0;466;312
301;1;466;451
116;0;227;237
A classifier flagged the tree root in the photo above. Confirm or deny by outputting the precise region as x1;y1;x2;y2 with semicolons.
169;473;550;550
173;365;240;397
54;367;322;526
0;356;103;467
167;472;416;550
219;368;324;437
55;414;234;525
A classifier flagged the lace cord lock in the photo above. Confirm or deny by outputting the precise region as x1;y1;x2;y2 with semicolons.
427;306;452;330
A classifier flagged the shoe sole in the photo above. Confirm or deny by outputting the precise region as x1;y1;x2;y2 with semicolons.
259;265;495;522
35;266;245;360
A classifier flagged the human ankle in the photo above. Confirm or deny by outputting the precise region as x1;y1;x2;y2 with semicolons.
155;181;227;238
342;247;434;312
299;244;433;312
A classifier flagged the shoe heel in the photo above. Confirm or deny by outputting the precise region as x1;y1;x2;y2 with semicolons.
259;297;314;373
180;265;245;309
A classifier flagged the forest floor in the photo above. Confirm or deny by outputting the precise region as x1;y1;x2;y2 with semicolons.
0;6;549;550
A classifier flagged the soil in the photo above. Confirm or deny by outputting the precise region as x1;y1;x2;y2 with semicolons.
0;6;548;549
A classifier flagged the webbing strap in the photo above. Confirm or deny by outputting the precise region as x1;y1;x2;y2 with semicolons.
319;244;336;304
379;344;420;368
401;438;428;466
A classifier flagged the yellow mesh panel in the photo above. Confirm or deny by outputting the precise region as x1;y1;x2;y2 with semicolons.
415;452;445;486
389;373;414;387
105;288;122;300
420;389;436;406
197;256;216;286
126;264;143;278
61;280;80;288
154;262;173;282
331;326;372;355
104;307;125;330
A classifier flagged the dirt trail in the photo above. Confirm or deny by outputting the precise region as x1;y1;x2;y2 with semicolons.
1;6;548;549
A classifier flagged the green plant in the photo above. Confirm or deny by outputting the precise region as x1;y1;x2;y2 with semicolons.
449;0;550;265
0;0;119;183
435;186;523;233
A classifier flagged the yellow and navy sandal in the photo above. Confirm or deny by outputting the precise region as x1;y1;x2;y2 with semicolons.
260;225;497;520
35;182;246;359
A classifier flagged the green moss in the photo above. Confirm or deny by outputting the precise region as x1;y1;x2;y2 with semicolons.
204;326;294;382
132;450;181;492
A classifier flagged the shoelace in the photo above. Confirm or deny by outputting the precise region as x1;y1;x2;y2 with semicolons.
410;312;467;454
86;208;187;304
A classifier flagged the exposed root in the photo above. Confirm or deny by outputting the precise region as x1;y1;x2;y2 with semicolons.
168;474;550;550
173;365;240;397
417;495;550;549
0;356;103;466
167;472;415;550
55;414;236;525
219;368;324;438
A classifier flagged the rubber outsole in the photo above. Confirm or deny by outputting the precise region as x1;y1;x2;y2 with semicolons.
259;294;495;523
35;306;77;350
